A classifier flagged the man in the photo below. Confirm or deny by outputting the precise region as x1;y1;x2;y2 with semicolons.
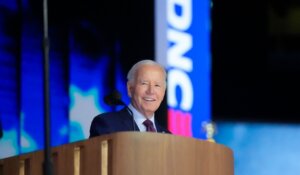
89;59;171;138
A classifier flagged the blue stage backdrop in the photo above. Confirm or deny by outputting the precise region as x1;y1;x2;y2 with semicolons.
0;0;131;158
0;0;21;158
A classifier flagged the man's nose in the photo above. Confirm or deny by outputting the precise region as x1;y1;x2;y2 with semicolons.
146;85;154;93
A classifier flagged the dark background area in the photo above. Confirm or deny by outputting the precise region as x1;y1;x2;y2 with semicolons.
212;0;300;122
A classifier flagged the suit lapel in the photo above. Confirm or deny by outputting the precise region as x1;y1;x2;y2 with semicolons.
118;108;140;131
155;122;163;133
155;120;170;133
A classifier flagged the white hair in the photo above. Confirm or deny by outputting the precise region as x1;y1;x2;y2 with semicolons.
127;59;166;84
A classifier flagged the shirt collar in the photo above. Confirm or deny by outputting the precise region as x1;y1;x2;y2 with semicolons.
128;103;156;131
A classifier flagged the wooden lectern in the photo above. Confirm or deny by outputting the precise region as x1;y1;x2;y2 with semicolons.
0;132;234;175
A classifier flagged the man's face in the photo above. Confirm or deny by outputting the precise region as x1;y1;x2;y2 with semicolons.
127;64;166;118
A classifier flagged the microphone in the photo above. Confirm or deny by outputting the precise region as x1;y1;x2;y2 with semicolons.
104;90;136;131
104;90;125;106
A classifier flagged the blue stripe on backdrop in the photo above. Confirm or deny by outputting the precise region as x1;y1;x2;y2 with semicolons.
189;0;211;138
0;57;19;158
0;0;20;158
49;54;69;147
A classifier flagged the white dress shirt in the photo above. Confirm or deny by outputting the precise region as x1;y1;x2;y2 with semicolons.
128;104;157;132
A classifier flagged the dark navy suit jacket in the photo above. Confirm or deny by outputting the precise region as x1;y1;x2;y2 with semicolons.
89;108;171;138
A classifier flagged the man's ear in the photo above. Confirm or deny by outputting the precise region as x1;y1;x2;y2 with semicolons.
127;82;132;97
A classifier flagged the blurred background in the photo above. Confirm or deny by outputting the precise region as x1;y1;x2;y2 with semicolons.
0;0;299;174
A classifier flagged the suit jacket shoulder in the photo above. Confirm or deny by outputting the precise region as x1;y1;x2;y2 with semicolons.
89;108;137;138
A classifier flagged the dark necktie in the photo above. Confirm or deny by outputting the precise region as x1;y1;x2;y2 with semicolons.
143;119;157;132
